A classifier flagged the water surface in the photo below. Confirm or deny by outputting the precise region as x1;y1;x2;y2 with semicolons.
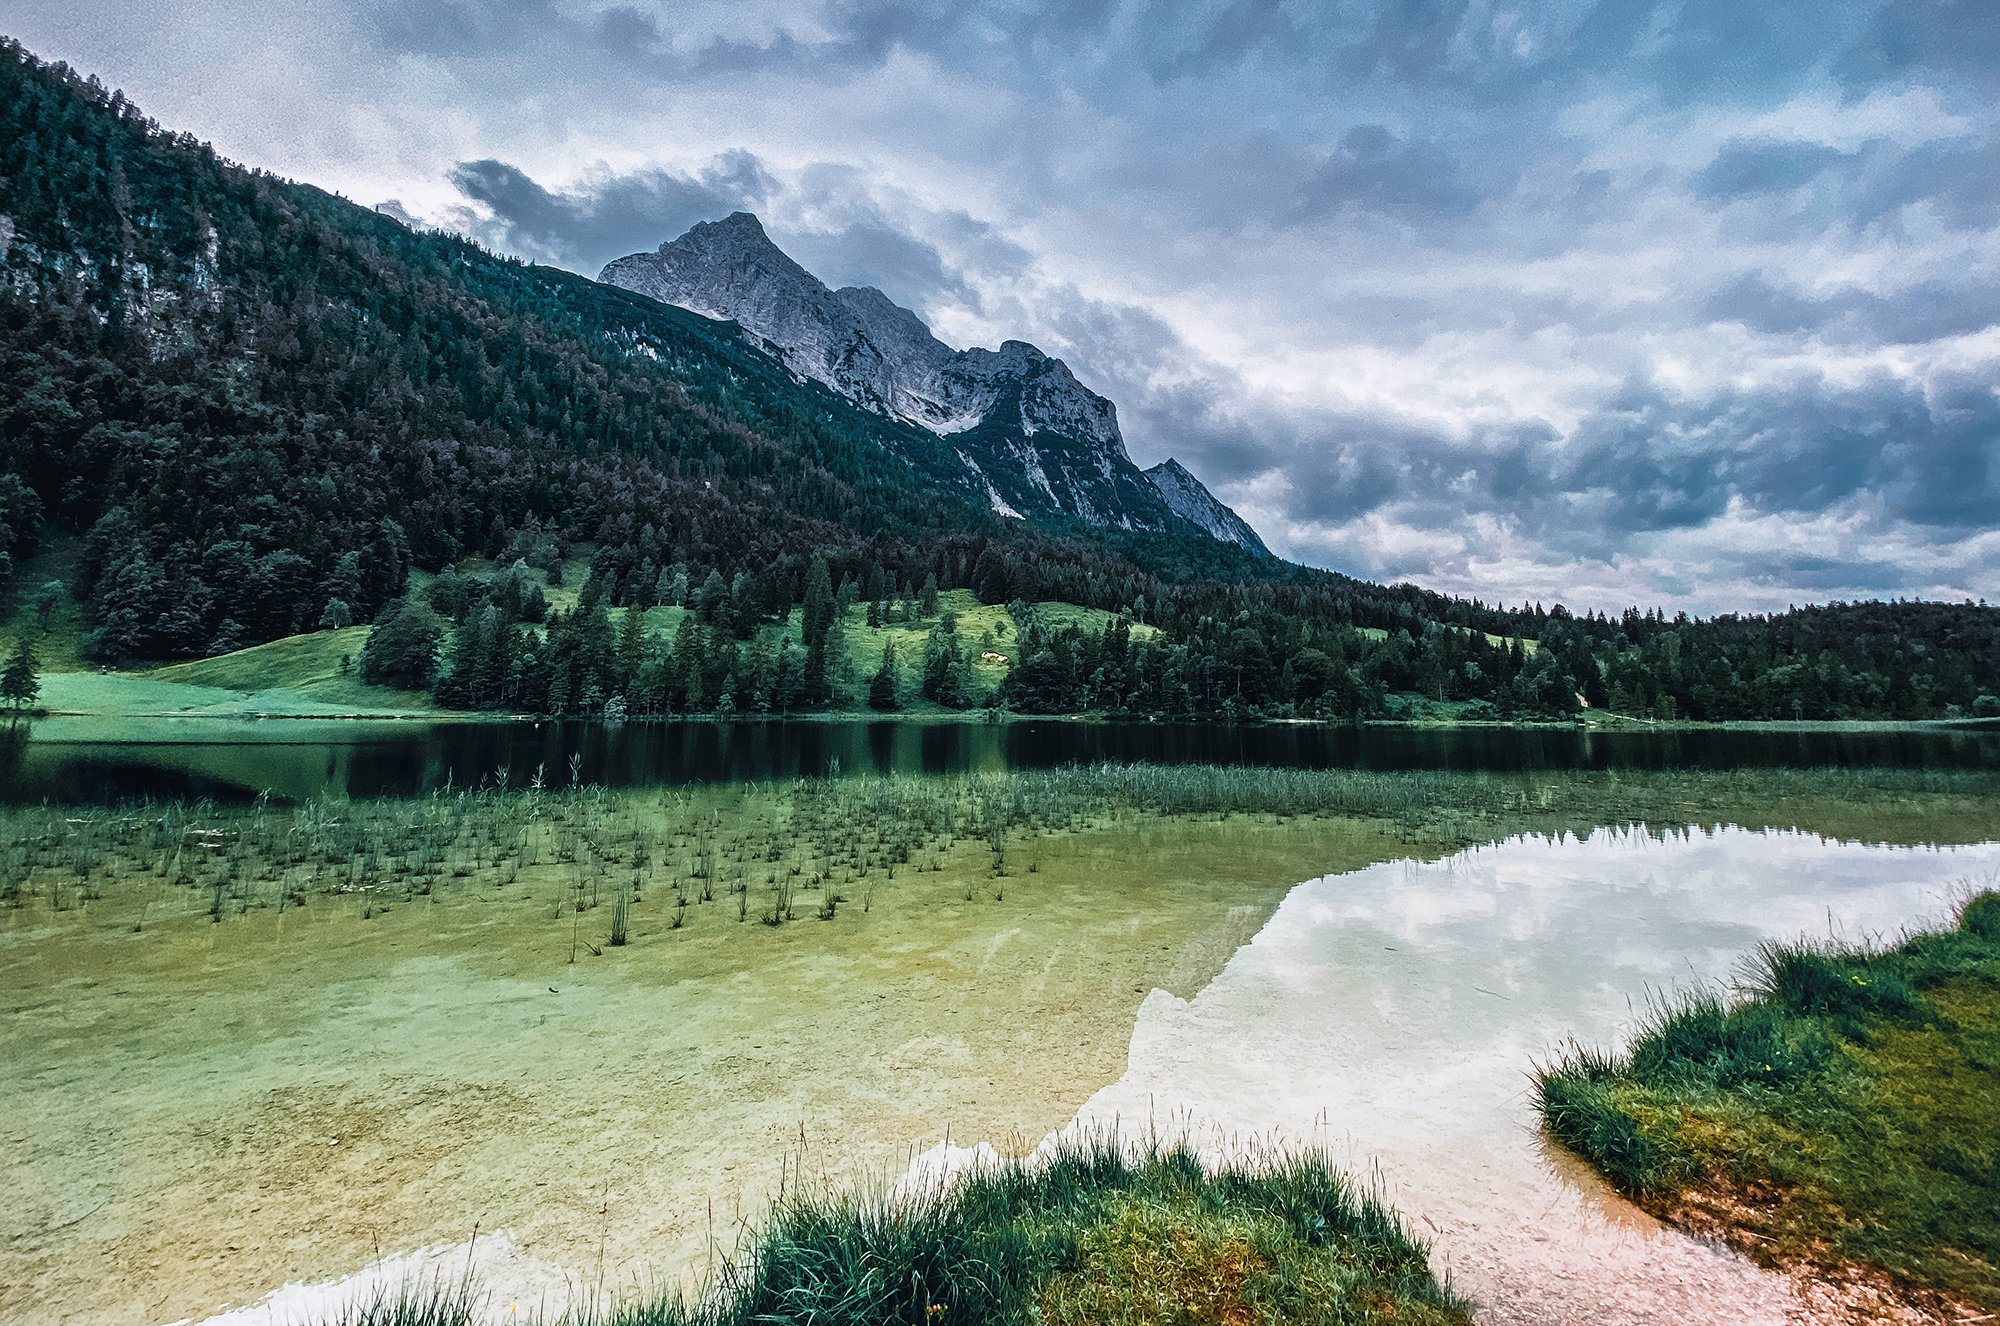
1065;826;2000;1324
11;716;1998;803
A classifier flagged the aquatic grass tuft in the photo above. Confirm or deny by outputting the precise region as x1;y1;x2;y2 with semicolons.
1738;937;1923;1021
1962;890;2000;941
315;1139;1467;1326
609;885;629;947
1535;889;2000;1310
313;1266;480;1326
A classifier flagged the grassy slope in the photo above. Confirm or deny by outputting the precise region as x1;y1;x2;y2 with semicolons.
141;627;440;713
1355;625;1539;655
623;588;1154;713
1536;894;2000;1313
2;613;439;718
830;590;1158;711
1;540;439;715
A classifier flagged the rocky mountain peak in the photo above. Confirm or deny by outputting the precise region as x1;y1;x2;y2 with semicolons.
1145;459;1273;558
602;215;1268;553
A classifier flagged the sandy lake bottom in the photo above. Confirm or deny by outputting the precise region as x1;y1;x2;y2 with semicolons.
4;811;1998;1326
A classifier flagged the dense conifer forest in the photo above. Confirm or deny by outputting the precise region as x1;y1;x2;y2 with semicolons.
3;37;1997;722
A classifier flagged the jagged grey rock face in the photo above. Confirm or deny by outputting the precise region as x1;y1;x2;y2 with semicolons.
603;212;1271;554
601;212;1163;529
1145;459;1273;558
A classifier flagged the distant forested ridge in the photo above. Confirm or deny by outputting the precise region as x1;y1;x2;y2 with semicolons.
3;37;1996;722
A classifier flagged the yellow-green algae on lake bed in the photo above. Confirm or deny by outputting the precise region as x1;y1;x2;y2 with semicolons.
1;798;1413;1325
2;768;1997;1325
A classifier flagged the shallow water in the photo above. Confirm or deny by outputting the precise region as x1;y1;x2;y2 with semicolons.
1065;826;2000;1323
12;715;1999;803
179;824;2000;1325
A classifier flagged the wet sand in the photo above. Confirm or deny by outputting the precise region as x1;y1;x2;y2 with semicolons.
1;810;1408;1325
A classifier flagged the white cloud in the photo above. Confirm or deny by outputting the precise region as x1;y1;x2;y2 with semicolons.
11;0;1997;615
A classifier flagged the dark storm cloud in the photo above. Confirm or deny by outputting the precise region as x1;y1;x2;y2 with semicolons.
1129;355;1996;573
1541;373;1992;538
370;0;566;57
781;218;977;311
451;154;776;274
20;0;1995;608
1835;0;2000;97
1296;126;1487;220
1517;372;1996;540
1692;140;1855;202
1704;271;2000;345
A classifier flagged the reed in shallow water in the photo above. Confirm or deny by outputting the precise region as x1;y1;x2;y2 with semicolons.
3;764;1992;937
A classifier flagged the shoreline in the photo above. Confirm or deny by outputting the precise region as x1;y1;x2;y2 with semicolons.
6;774;1999;1323
172;818;2000;1326
21;680;1999;733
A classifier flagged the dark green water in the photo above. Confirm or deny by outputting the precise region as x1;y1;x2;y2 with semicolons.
5;717;1997;803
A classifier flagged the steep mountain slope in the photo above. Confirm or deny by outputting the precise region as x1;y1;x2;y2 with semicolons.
601;214;1263;546
1145;459;1272;558
9;38;1994;725
0;41;1025;656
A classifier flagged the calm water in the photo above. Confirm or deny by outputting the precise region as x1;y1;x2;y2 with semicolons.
1067;826;2000;1323
5;716;1997;803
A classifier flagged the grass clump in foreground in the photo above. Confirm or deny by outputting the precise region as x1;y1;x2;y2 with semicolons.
339;1140;1468;1326
1536;890;2000;1312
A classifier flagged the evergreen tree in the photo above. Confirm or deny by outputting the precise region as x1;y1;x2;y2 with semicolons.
2;639;40;717
671;615;704;710
922;622;971;708
824;605;850;695
359;597;445;689
869;641;901;711
619;605;648;679
696;570;729;623
772;639;804;713
802;556;834;643
800;555;836;704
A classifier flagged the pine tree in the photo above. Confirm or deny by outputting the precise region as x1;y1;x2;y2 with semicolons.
619;605;648;679
868;641;900;711
802;555;833;643
2;639;40;717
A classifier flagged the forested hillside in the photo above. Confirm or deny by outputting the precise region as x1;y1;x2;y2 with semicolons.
3;37;1996;723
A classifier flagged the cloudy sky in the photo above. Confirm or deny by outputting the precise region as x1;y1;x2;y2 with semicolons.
12;1;1999;614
